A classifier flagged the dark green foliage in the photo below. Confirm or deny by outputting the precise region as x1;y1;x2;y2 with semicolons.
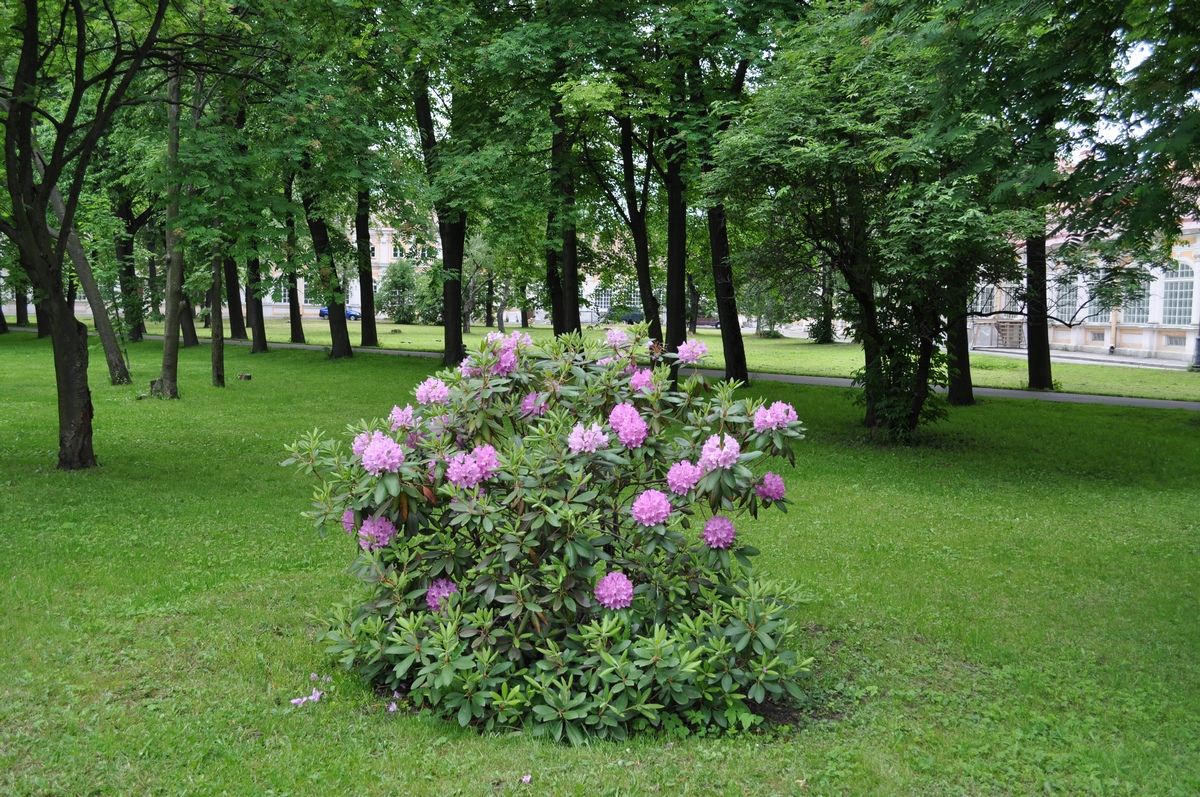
378;260;419;324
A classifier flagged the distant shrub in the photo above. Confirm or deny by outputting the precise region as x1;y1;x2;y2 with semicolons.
285;328;810;742
377;261;418;324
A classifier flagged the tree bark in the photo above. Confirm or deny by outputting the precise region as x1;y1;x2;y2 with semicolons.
496;280;510;333
152;64;184;399
45;295;96;469
301;193;353;359
36;303;50;337
687;273;699;334
355;188;379;347
904;335;936;436
283;175;305;344
210;248;225;387
180;295;199;347
485;275;494;328
1025;231;1054;390
707;204;749;383
0;301;8;333
223;257;247;340
246;256;268;353
664;138;687;354
545;216;565;335
113;198;147;341
15;286;29;326
550;96;581;334
617;116;663;342
946;294;974;406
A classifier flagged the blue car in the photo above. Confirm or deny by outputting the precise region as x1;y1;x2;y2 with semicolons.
319;307;362;320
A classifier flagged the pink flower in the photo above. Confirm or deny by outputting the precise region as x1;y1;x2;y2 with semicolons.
351;430;373;457
359;515;397;551
568;422;609;454
594;571;634;610
446;451;483;489
390;404;418;431
387;701;398;713
426;578;458;611
629;368;655;393
605;328;629;349
666;460;704;495
520;391;547;417
521;775;532;784
361;432;405;475
473;444;500;479
291;687;324;707
458;359;481;378
698;433;740;472
493;348;518;376
415;377;450;405
597;356;615;366
677;338;708;364
631;489;671;526
756;472;787;501
702;515;736;549
608;402;648;448
753;401;799;433
341;509;356;536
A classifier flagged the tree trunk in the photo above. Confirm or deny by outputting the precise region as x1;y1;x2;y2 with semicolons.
496;281;510;333
618;116;663;342
45;295;97;469
1025;231;1053;390
462;268;477;335
0;302;8;333
545;217;565;335
202;288;212;328
485;275;494;328
113;199;146;342
355;187;379;347
16;286;29;326
284;175;305;344
687;273;699;334
904;335;936;437
223;257;247;340
180;296;199;348
946;294;974;406
152;65;184;399
550;97;581;334
246;256;268;353
664;139;687;354
301;194;353;359
521;307;529;328
707;204;750;383
36;303;50;337
210;248;225;387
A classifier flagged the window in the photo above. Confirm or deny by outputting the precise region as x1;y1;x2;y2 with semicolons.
1090;330;1106;342
1122;285;1150;324
593;288;613;314
1086;296;1110;324
1055;284;1078;322
392;244;401;259
1166;335;1185;347
1001;284;1021;313
973;285;995;315
1163;264;1194;326
369;244;377;259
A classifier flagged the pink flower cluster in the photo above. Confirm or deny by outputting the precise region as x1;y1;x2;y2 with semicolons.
629;368;655;393
666;460;704;494
753;401;799;433
698;433;740;472
359;515;397;551
756;472;786;501
291;687;323;706
415;377;450;405
608;403;648;448
702;515;736;549
361;432;405;476
520;391;547;417
568;422;609;454
605;328;629;349
677;338;708;364
390;404;418;431
594;571;633;610
342;509;356;535
446;444;500;489
631;489;671;526
426;578;458;611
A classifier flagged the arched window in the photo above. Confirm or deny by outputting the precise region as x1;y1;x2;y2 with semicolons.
1163;264;1194;326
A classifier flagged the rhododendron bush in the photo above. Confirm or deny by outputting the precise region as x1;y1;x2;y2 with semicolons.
285;329;810;742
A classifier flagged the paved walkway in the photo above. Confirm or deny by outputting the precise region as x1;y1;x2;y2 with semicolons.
8;328;1199;411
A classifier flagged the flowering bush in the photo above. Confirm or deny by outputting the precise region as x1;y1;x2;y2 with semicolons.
284;327;810;743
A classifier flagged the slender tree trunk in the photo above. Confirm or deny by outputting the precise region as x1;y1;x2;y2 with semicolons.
180;296;199;347
246;256;268;353
545;216;565;335
36;303;50;337
301;194;353;359
283;175;305;344
687;273;699;334
521;307;529;328
45;294;96;468
485;275;494;328
946;293;974;406
664;139;687;354
550;97;581;334
497;281;510;333
113;199;146;342
1025;230;1053;390
355;188;379;347
15;286;29;326
152;64;184;399
202;288;212;328
617;116;663;342
707;204;749;383
210;248;225;387
904;335;936;436
223;257;247;340
53;216;131;384
462;268;477;335
0;302;8;333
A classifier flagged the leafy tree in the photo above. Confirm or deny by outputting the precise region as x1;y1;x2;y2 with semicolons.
378;259;419;324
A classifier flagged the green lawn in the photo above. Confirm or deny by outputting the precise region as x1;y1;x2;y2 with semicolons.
125;317;1200;402
2;332;1198;795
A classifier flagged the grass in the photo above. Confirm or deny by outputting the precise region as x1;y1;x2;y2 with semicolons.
122;316;1200;403
1;331;1198;795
